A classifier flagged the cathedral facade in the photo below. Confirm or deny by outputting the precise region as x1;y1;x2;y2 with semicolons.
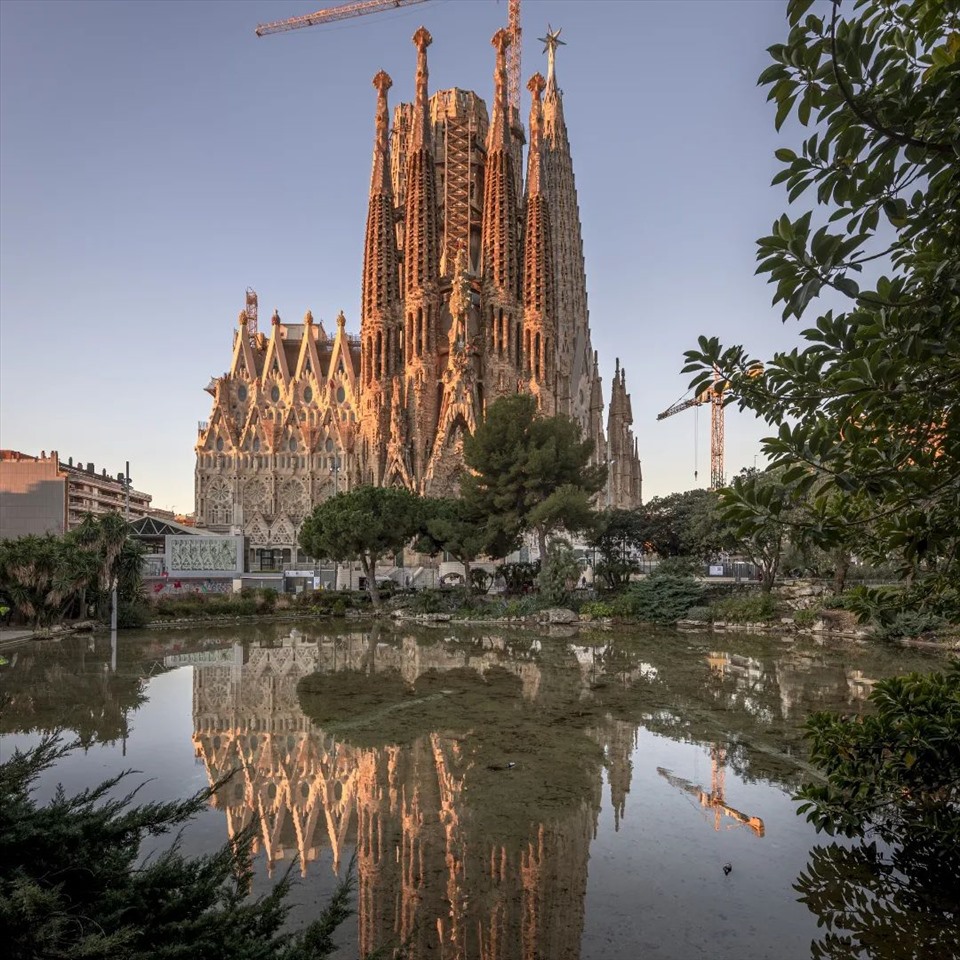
195;28;642;562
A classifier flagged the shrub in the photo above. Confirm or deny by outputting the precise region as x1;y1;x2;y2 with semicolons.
580;601;615;619
875;611;948;641
685;606;712;623
611;576;705;624
0;738;356;959
538;541;579;606
712;592;777;623
331;599;347;618
496;561;539;594
654;556;699;577
793;607;820;628
117;601;151;629
470;568;493;593
408;590;443;615
257;588;278;611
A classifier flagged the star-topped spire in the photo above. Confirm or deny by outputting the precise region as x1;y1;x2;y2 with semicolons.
539;25;565;89
410;26;432;151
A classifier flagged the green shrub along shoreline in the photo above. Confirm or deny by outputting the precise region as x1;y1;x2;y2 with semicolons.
93;574;959;645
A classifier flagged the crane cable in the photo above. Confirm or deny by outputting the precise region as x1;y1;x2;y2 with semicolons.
694;404;699;482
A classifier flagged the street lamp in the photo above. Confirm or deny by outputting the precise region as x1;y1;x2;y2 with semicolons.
330;453;341;589
111;462;132;643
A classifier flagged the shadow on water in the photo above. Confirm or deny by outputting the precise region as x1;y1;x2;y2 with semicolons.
0;620;952;959
796;830;960;960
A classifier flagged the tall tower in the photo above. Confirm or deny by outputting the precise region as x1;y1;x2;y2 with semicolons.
521;72;556;414
402;27;443;481
539;29;595;441
481;28;523;403
606;359;643;508
359;71;401;485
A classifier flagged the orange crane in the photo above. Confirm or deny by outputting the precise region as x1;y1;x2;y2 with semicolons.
657;744;765;838
256;0;524;115
657;369;726;491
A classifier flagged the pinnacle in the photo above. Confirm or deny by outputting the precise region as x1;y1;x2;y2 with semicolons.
412;25;432;52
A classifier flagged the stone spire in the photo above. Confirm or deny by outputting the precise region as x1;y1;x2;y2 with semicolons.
606;360;642;507
481;29;523;398
489;28;512;153
402;26;443;484
403;27;441;297
359;70;401;484
521;72;556;411
539;26;593;441
361;71;400;358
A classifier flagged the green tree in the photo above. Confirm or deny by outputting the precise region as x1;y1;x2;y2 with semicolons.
299;486;422;608
683;0;960;609
722;467;807;592
415;496;488;592
636;489;724;563
0;738;360;960
462;395;605;561
588;509;644;590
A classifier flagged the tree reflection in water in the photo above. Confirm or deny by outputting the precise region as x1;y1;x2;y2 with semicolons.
796;833;959;959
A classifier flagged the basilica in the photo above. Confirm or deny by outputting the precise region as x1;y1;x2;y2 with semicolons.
195;27;642;564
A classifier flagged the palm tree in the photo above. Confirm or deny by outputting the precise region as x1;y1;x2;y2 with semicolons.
72;513;132;620
0;535;97;627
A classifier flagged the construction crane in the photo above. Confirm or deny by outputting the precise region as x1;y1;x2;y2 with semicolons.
657;744;765;838
657;369;726;491
256;0;524;115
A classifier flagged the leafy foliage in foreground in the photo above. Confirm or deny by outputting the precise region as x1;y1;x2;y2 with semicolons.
0;738;356;960
684;0;960;606
797;663;960;840
795;664;960;959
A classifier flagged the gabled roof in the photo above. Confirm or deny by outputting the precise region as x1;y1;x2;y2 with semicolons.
129;516;216;538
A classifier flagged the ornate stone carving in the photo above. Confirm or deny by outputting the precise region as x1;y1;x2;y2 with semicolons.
279;478;308;520
243;478;270;513
170;536;238;572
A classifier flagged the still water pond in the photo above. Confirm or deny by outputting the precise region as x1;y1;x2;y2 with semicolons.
0;623;949;959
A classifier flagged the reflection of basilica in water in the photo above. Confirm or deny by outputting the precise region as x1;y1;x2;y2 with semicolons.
1;623;924;960
187;627;894;959
191;631;637;959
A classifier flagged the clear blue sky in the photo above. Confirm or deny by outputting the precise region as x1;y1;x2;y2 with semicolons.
0;0;806;513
